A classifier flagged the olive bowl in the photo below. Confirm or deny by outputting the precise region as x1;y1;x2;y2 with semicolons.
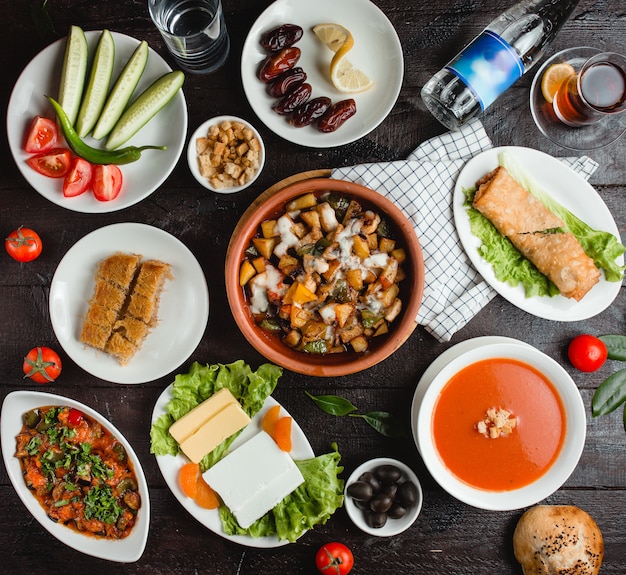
225;177;425;377
344;457;423;537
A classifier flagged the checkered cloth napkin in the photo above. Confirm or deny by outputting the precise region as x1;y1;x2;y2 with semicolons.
331;119;599;342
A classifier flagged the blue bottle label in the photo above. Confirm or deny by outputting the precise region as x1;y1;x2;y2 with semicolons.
446;30;524;110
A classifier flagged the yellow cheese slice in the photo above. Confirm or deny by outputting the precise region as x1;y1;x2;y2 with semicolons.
169;388;237;444
179;401;251;463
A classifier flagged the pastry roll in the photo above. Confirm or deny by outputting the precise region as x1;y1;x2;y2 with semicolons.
473;167;600;301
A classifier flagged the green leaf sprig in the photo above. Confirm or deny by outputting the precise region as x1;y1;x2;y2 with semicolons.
592;335;626;431
305;391;406;438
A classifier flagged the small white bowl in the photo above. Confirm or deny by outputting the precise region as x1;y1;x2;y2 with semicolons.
187;115;265;193
416;342;586;511
344;457;423;537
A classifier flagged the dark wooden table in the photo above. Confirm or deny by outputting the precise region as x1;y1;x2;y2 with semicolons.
1;1;625;573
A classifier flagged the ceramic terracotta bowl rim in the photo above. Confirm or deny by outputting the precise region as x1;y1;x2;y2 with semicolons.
416;342;587;510
225;177;425;376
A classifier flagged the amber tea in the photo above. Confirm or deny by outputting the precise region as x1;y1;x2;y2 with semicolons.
553;52;626;127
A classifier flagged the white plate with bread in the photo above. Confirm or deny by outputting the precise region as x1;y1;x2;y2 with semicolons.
49;223;209;384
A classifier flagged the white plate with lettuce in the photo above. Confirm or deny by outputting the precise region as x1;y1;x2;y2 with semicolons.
453;147;624;321
150;361;344;548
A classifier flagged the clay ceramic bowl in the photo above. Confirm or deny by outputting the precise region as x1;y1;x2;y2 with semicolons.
225;177;424;376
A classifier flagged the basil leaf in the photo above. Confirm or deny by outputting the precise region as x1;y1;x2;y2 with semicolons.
350;411;406;438
305;391;358;416
599;335;626;361
592;368;626;417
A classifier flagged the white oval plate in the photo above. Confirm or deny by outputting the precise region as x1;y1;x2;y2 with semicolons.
49;223;209;384
151;390;314;548
241;0;403;148
415;342;586;511
454;146;623;321
1;390;150;562
7;30;187;213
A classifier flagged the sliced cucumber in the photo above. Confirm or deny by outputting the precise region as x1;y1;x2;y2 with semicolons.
58;25;88;126
76;29;115;137
92;40;149;141
105;70;184;150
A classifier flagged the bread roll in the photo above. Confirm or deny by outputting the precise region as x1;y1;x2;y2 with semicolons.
513;505;603;575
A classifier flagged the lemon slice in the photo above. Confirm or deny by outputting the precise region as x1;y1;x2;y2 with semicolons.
312;23;373;94
541;62;576;103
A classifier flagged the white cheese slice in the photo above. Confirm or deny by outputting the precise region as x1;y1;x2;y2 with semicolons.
178;401;251;464
203;431;304;529
169;388;239;444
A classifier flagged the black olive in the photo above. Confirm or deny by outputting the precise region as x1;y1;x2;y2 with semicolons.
354;498;370;510
374;464;403;483
347;480;374;502
381;482;398;500
367;511;387;529
370;493;393;513
358;471;381;494
398;481;419;507
388;502;408;519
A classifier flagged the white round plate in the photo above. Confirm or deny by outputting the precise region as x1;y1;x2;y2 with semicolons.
7;30;187;213
49;223;209;384
241;0;403;148
410;336;532;451
1;390;150;562
151;391;314;548
453;146;623;321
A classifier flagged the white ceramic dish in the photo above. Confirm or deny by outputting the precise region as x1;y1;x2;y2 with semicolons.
1;390;150;562
415;342;586;511
241;0;403;148
49;223;209;384
453;146;623;321
7;30;187;213
151;390;314;548
410;336;532;450
187;115;265;193
344;457;422;537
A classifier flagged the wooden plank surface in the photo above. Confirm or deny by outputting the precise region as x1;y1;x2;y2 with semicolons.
1;0;625;573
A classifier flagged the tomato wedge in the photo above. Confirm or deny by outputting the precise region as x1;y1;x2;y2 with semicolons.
24;116;58;154
93;164;123;201
26;148;71;178
63;157;94;197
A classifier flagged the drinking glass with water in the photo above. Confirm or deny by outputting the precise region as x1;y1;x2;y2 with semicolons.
148;0;230;74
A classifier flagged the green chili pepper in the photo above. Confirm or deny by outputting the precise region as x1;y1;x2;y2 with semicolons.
47;96;166;165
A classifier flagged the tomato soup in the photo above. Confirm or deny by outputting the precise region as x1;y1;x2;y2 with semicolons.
432;358;566;491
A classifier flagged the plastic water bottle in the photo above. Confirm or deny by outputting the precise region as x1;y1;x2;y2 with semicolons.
421;0;580;130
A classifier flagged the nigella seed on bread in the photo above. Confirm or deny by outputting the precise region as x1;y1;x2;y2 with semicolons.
80;252;173;365
513;505;603;575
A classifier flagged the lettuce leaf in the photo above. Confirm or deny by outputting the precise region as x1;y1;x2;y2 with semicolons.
218;444;344;542
149;360;282;468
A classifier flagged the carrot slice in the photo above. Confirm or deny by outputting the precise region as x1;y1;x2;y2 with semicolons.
274;416;293;452
262;404;281;438
179;462;200;499
195;475;220;509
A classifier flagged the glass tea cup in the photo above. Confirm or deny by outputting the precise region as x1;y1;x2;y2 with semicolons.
552;51;626;127
148;0;230;74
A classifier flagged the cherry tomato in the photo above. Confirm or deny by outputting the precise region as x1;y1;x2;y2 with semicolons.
67;408;84;426
568;334;608;372
24;116;58;154
26;148;71;178
93;164;123;201
315;542;354;575
63;157;94;197
23;347;62;384
5;226;42;262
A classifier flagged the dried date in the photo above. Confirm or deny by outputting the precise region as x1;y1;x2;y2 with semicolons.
290;97;332;127
317;99;357;132
260;24;303;52
273;83;312;115
258;47;301;83
269;67;307;98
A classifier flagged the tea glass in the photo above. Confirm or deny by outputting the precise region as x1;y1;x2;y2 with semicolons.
148;0;230;74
